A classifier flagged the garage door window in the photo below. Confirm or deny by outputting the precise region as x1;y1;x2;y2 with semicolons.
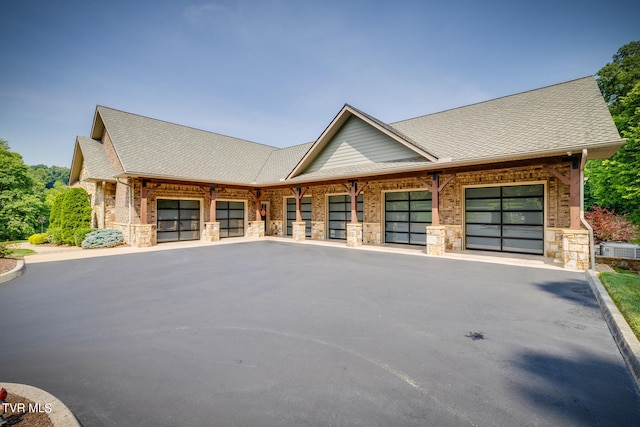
328;194;363;240
217;201;245;238
157;199;200;242
385;190;432;245
465;185;543;254
286;197;312;237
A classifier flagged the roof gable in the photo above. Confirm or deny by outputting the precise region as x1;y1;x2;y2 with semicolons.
69;136;116;185
304;115;426;174
287;105;438;179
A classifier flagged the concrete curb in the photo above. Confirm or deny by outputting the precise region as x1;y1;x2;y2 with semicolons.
585;269;640;393
0;259;25;284
0;382;81;426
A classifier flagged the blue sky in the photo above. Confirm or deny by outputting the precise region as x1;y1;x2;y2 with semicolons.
1;0;638;167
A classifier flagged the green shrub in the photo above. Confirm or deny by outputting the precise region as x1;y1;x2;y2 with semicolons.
46;227;64;245
60;188;91;245
0;243;11;258
28;233;48;245
81;229;124;249
48;191;66;228
74;227;96;247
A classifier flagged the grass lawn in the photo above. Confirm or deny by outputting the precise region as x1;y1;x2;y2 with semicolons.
599;270;640;340
9;248;37;257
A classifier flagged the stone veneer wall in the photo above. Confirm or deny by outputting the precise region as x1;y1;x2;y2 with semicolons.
562;229;590;271
596;257;640;272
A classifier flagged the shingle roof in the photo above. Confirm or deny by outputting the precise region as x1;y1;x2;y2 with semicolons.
96;106;278;184
390;77;621;163
253;142;314;184
75;136;115;181
75;77;622;186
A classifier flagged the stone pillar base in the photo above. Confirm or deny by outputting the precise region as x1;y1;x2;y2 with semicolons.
270;220;283;237
347;223;363;247
203;222;220;242
292;222;306;242
562;229;590;271
130;224;156;247
426;225;446;256
247;221;265;238
312;221;325;240
363;222;381;245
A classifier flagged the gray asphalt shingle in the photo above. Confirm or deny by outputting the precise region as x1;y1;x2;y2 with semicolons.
77;77;621;185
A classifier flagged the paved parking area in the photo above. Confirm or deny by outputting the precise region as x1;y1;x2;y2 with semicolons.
1;240;639;426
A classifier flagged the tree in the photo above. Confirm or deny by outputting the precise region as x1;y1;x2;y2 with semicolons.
29;164;70;189
0;139;47;240
586;41;640;224
596;41;640;115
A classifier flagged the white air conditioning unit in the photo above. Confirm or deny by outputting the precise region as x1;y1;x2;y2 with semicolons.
599;242;640;259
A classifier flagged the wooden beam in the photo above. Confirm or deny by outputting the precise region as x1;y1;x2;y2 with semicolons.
542;166;571;186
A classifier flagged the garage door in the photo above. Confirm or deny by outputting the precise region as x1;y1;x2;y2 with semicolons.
286;197;312;237
157;199;200;243
328;194;363;240
385;190;432;246
216;201;245;238
465;184;544;254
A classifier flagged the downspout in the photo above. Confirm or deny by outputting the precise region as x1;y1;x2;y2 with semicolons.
579;149;596;269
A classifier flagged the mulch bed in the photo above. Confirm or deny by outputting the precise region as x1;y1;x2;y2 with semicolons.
0;258;18;275
1;393;54;427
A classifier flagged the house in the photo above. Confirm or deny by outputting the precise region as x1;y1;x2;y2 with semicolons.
69;76;624;270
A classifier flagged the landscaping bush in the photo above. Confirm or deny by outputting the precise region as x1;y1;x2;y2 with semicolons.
28;233;48;245
0;242;10;258
60;188;91;245
81;229;124;249
46;227;64;245
585;206;640;243
74;227;96;247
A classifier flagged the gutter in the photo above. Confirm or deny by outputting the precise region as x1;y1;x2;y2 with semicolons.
579;148;596;269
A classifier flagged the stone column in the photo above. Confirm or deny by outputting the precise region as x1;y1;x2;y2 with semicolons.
203;222;220;242
562;229;590;271
292;221;306;242
130;224;156;247
346;223;363;247
247;221;265;238
426;225;446;256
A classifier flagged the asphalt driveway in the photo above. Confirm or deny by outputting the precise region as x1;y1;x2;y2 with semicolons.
1;240;639;426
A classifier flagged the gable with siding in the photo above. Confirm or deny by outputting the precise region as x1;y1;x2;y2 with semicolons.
304;116;426;174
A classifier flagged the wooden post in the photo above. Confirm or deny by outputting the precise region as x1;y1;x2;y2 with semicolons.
349;181;358;224
291;186;307;222
431;174;440;226
570;159;581;230
249;189;263;221
209;185;219;222
140;180;148;224
419;174;455;227
544;161;581;230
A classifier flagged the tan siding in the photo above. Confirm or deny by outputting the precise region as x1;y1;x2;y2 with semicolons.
305;117;420;173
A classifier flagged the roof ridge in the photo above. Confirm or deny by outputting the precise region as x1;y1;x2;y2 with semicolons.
391;75;596;125
96;105;279;150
